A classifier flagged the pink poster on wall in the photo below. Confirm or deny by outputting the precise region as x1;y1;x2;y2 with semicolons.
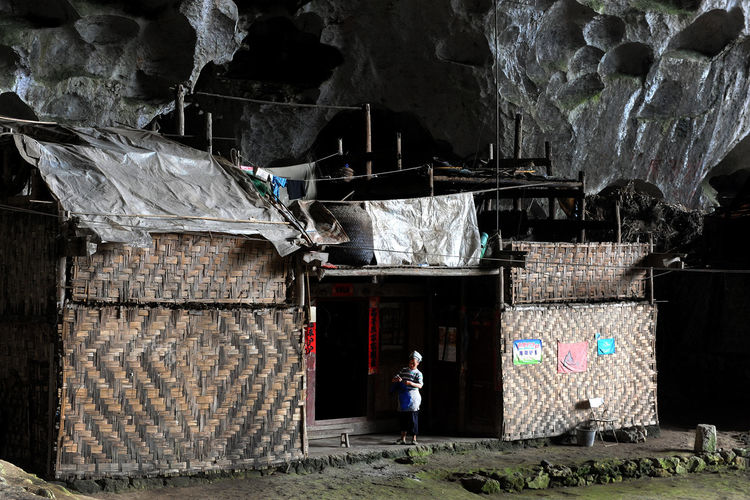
557;341;588;373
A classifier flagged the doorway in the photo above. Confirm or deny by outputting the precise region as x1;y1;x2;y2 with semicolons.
314;299;368;420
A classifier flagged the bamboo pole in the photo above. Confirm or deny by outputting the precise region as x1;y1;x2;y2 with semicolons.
296;258;309;456
579;170;586;243
396;132;402;170
649;233;655;305
513;113;523;159
364;103;372;179
513;113;523;211
175;84;186;136
615;201;622;243
205;112;212;154
498;264;505;307
545;141;555;220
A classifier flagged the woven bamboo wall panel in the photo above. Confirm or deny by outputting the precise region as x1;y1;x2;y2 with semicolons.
70;234;288;305
0;210;58;317
509;242;649;304
500;302;657;441
0;321;56;474
57;305;304;478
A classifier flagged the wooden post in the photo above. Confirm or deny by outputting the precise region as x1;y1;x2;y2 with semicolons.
494;264;505;436
513;113;523;159
364;103;372;179
498;264;505;307
175;84;186;136
513;113;523;211
205;112;212;154
546;141;555;220
296;259;310;455
489;143;494;160
649;233;655;305
396;132;402;170
615;201;622;243
426;277;436;434
457;278;467;434
429;166;434;196
31;168;43;198
338;137;343;156
2;148;10;190
46;341;56;477
578;170;586;243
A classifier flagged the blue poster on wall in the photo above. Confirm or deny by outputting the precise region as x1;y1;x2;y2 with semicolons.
596;333;615;355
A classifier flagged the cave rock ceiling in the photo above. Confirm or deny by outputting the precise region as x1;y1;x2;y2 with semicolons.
1;0;749;207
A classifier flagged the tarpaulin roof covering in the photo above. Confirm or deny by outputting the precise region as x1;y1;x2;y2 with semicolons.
7;120;305;256
364;192;482;266
324;192;480;267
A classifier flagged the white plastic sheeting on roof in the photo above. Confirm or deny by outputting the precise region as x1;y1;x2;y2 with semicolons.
11;124;304;256
364;192;482;266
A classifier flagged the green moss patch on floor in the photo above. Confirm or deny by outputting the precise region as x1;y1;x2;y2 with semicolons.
431;449;749;496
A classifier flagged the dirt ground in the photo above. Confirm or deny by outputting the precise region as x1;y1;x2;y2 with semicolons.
86;426;748;500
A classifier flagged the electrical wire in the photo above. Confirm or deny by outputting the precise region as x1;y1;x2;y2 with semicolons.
0;203;62;218
314;180;567;203
312;164;427;183
193;91;360;111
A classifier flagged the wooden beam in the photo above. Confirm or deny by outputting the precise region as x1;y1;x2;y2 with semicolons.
319;266;502;278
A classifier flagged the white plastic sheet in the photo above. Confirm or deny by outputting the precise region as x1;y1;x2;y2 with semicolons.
11;124;304;255
365;192;481;266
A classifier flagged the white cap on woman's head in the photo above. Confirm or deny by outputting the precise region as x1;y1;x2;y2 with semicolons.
410;351;422;362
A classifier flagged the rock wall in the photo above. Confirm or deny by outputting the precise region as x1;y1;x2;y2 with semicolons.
2;0;750;207
0;0;243;127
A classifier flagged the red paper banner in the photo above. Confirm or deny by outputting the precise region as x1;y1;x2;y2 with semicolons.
557;341;588;373
305;323;316;356
368;298;380;375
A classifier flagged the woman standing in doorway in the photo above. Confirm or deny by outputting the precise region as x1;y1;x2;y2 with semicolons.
392;351;424;445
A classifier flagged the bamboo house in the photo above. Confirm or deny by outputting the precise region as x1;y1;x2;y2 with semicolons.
0;119;336;479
